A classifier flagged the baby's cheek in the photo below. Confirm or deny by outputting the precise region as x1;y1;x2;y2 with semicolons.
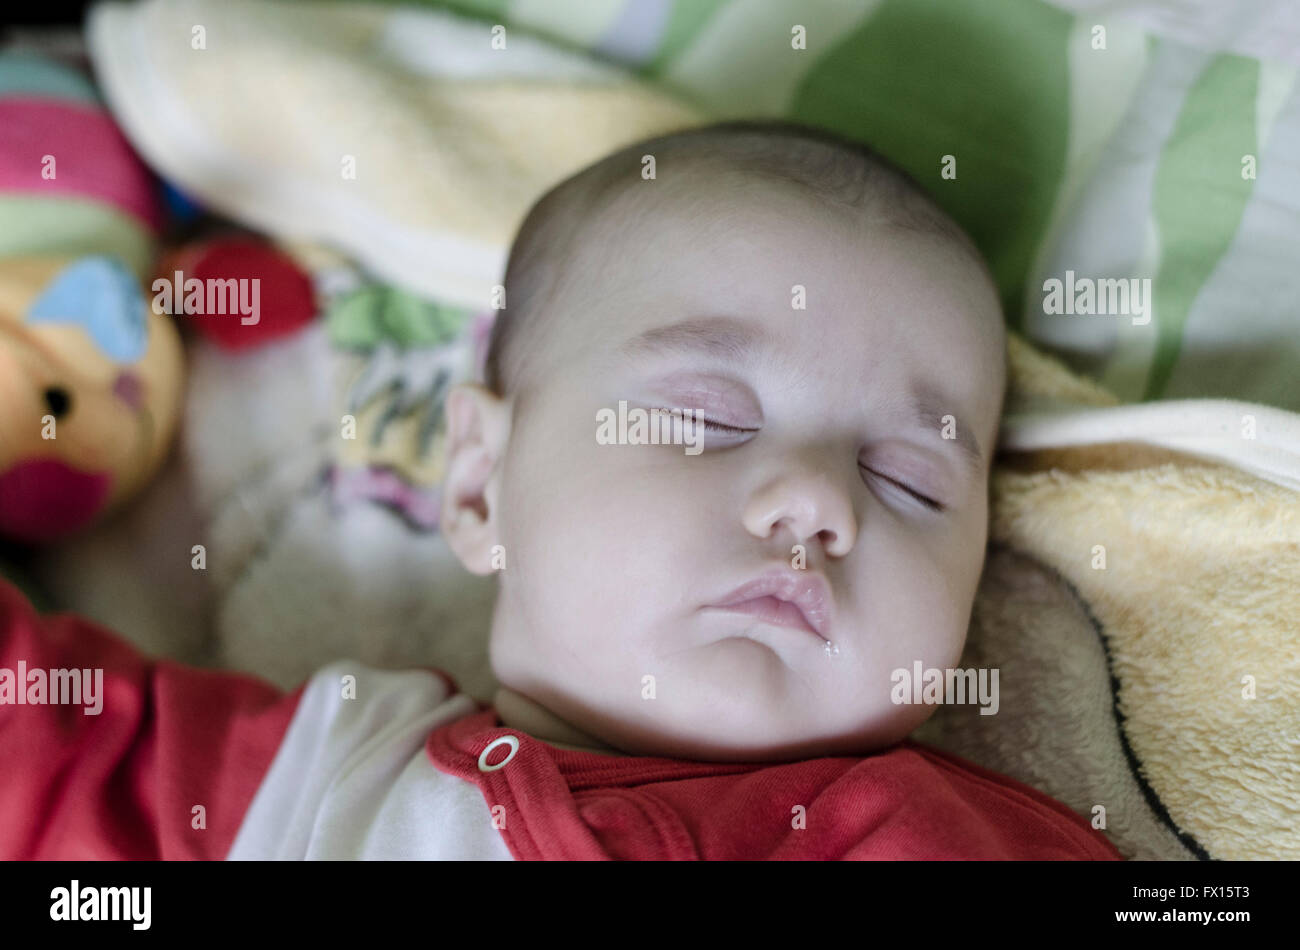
865;529;973;663
507;451;658;612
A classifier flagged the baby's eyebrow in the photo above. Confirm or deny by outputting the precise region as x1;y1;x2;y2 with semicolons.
890;382;986;477
617;315;764;366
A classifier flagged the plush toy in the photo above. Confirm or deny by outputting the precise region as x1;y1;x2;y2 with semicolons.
0;255;183;543
0;50;183;545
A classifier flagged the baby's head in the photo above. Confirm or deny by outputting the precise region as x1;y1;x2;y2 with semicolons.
442;120;1007;762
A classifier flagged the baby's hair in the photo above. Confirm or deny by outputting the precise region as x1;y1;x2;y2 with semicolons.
484;118;995;398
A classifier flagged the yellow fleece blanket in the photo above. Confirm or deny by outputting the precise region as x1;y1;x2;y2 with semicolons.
914;333;1300;860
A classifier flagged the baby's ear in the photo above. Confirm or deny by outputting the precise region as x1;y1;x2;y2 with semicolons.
440;382;511;575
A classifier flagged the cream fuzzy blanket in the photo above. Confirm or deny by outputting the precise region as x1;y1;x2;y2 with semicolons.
912;334;1300;860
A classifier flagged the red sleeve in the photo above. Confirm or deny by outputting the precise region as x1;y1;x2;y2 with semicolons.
0;577;305;860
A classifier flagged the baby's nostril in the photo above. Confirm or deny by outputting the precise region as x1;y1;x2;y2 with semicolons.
43;386;72;418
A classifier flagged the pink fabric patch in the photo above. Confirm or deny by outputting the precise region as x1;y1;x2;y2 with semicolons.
0;459;111;543
328;465;442;531
0;99;162;232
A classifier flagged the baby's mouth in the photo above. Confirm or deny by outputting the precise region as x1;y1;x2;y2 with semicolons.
708;595;825;640
705;567;833;642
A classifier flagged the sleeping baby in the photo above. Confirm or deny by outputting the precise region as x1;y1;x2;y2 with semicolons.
0;120;1122;860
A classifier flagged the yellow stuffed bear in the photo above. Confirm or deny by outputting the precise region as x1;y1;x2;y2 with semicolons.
0;255;182;543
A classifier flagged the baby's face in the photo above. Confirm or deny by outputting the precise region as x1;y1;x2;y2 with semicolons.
478;179;1005;761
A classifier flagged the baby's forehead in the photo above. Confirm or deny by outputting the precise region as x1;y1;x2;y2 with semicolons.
578;167;987;297
575;185;997;335
537;162;1004;400
586;164;843;245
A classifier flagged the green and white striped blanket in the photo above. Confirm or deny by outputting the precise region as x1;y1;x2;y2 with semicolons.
421;0;1300;409
94;0;1300;407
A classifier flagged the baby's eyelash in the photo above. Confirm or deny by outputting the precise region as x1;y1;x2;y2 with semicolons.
698;418;758;436
652;408;757;436
860;465;945;512
646;410;944;510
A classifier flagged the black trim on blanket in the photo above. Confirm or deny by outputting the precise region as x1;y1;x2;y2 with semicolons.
997;542;1213;861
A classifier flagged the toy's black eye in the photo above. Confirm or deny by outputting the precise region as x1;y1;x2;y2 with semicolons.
43;387;72;418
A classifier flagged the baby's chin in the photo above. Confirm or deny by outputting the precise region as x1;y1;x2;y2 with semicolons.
609;726;921;764
493;614;966;761
581;695;934;763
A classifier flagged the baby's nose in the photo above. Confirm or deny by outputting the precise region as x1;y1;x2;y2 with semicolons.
742;469;857;557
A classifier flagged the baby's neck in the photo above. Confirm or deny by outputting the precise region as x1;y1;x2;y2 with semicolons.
492;685;628;757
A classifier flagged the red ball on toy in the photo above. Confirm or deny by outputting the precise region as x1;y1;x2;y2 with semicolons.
156;238;317;349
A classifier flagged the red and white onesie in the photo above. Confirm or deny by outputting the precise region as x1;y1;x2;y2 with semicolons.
0;579;1123;860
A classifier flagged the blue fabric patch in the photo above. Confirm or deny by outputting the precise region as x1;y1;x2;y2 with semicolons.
26;256;148;363
161;179;204;222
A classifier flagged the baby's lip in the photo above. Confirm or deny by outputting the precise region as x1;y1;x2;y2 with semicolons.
709;568;832;640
